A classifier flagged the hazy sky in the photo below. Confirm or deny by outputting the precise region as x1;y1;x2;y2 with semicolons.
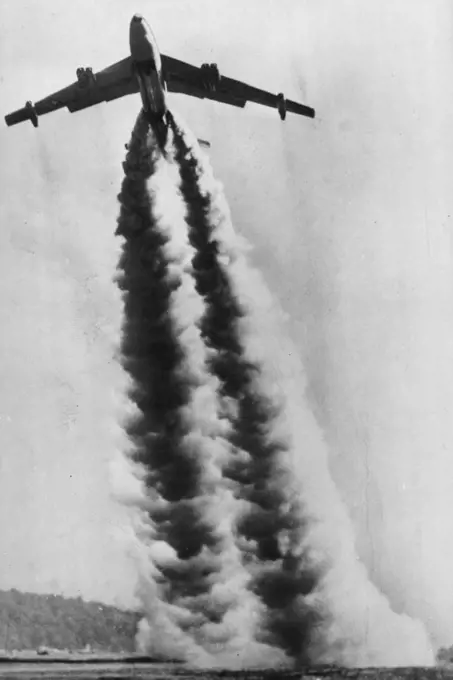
1;0;453;650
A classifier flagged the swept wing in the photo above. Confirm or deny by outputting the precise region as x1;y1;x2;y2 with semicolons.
5;52;314;128
5;58;138;127
162;55;315;119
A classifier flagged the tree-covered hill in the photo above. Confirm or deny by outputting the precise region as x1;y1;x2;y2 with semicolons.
0;589;140;652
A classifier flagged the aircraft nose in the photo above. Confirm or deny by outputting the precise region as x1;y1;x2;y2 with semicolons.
132;14;143;23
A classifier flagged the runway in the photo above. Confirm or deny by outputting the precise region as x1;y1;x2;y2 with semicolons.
0;659;451;680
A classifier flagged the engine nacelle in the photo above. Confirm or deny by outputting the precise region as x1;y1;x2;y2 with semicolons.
76;67;96;88
25;101;38;127
277;93;287;120
200;63;221;92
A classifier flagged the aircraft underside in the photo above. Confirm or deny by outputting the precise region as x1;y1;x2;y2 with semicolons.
4;14;315;131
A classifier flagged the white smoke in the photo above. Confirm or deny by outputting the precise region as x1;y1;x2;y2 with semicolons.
166;114;435;667
114;113;286;668
113;104;435;669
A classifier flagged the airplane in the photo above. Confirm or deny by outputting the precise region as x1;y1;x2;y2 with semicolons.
4;14;315;149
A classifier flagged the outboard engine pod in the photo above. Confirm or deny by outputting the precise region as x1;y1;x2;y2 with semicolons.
277;92;286;120
25;101;38;127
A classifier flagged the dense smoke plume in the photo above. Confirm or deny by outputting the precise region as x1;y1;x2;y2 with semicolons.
115;111;286;668
170;115;323;662
115;110;435;668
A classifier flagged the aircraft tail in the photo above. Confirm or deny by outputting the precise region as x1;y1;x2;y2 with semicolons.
143;110;169;150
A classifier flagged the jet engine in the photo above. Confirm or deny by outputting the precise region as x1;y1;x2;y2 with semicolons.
76;67;96;88
200;63;220;92
25;101;38;127
277;92;287;120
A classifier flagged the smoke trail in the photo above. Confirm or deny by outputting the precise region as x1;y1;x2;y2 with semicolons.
168;114;434;667
115;111;287;668
170;115;322;662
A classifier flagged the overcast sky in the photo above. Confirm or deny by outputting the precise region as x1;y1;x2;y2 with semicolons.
1;0;453;649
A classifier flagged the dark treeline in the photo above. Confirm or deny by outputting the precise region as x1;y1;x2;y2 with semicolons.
0;589;139;652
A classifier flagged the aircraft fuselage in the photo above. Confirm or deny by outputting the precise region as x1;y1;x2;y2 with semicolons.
129;14;169;143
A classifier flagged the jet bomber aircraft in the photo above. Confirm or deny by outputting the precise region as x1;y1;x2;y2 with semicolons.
4;14;315;147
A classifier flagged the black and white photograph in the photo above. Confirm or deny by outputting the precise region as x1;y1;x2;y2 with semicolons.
1;1;452;678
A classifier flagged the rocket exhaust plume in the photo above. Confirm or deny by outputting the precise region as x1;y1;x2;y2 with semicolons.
115;111;287;668
167;113;434;668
